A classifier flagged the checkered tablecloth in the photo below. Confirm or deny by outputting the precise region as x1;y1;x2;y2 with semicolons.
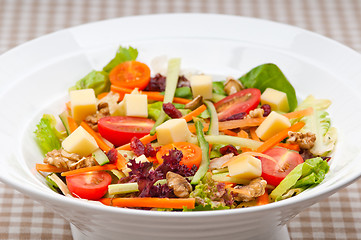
0;0;360;239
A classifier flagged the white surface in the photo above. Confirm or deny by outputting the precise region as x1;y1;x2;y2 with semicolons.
0;14;361;240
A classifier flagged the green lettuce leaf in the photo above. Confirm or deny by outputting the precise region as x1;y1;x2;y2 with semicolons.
296;95;337;156
69;70;110;96
103;46;138;72
239;63;297;111
269;157;329;201
212;81;226;95
34;114;64;155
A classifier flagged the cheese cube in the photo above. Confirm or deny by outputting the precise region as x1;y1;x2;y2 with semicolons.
156;119;191;145
122;93;148;118
255;111;291;140
189;75;213;99
261;88;289;112
70;89;97;123
61;126;98;156
228;154;262;179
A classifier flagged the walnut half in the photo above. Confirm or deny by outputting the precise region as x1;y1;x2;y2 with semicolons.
287;131;316;150
166;172;192;198
44;149;97;170
232;177;267;202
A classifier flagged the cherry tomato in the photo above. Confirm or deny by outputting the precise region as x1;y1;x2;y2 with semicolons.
214;88;261;121
156;142;202;169
66;171;112;200
98;116;155;146
260;147;304;186
109;61;151;90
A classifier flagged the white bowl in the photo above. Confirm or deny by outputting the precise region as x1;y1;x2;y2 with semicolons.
1;14;361;240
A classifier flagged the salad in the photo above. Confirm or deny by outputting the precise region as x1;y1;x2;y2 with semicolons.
34;46;337;211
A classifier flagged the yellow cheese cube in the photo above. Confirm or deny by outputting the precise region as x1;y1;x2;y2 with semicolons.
261;88;289;112
156;119;192;145
228;154;262;179
123;93;148;118
70;89;97;123
189;75;213;99
61;126;98;156
255;111;291;140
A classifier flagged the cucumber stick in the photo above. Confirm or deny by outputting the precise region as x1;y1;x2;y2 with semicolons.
59;110;71;136
191;120;210;185
204;100;219;135
92;148;109;165
150;58;181;135
108;183;139;195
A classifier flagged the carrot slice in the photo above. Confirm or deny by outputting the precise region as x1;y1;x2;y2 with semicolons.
36;163;68;173
238;130;249;139
110;85;191;104
116;105;207;151
221;129;238;136
61;164;117;176
256;191;270;206
218;107;313;130
256;122;305;153
80;122;112;152
100;197;195;209
67;116;78;133
97;92;109;100
66;101;71;111
276;143;300;152
249;127;260;141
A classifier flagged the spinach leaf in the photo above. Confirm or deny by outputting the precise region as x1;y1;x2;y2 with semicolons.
239;63;297;111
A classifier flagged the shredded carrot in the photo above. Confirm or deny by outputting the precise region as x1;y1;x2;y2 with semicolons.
117;105;207;151
110;85;192;104
240;147;252;152
238;129;249;139
181;104;207;122
80;122;112;152
218;107;313;130
61;164;117;176
66;101;71;111
36;164;68;173
100;197;195;209
117;134;157;151
256;121;305;153
249;127;260;141
221;129;238;136
67;116;78;133
97;92;109;100
283;107;313;119
115;151;127;170
276;143;300;152
256;191;270;206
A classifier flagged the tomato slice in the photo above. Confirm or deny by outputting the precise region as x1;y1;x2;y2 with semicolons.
66;171;112;200
156;142;202;169
260;147;304;186
109;61;151;90
214;88;261;121
98;116;155;146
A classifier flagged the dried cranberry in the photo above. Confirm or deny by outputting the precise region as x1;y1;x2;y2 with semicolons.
106;148;118;164
144;73;166;92
163;103;182;118
145;143;159;158
261;104;271;117
219;145;239;156
130;137;146;156
220;112;247;122
177;75;190;88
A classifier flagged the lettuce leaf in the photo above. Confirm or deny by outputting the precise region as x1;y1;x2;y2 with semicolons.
239;63;297;111
34;114;64;155
269;157;329;201
296;95;337;156
69;70;110;96
103;46;138;72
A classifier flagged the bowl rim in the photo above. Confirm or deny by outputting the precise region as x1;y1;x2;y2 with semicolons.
1;13;361;217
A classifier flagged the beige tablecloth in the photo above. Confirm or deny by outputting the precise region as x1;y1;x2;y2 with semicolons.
0;0;360;239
